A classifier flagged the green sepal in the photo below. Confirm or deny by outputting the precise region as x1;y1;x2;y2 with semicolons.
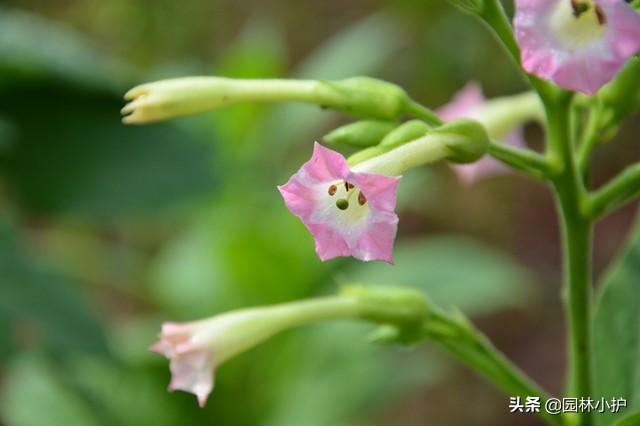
324;120;396;148
317;77;410;120
434;119;490;164
379;119;431;148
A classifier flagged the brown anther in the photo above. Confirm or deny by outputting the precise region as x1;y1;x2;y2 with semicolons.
328;185;337;196
358;192;367;206
595;5;606;25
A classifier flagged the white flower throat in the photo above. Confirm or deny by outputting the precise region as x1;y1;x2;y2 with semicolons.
549;0;608;50
327;181;368;210
313;180;371;232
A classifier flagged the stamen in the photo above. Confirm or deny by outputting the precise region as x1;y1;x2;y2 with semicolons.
358;192;367;206
347;182;354;190
336;199;349;210
570;0;590;17
328;185;337;196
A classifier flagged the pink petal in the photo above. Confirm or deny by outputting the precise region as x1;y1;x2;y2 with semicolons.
436;82;484;121
353;213;398;263
279;143;401;263
168;350;215;407
514;0;640;94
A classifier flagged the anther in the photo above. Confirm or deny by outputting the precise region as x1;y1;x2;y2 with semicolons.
328;185;337;196
336;199;349;210
595;5;606;25
358;192;367;206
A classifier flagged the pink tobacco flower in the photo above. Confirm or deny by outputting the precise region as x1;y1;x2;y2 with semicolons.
278;142;400;263
514;0;640;95
151;322;215;407
438;82;525;185
151;308;294;407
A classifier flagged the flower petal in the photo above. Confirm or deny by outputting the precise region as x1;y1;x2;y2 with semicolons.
168;350;215;407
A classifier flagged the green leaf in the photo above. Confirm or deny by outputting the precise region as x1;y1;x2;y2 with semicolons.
0;6;134;91
0;7;218;218
0;355;99;426
613;411;640;426
263;323;447;426
346;236;532;315
0;87;218;217
0;220;108;355
594;217;640;426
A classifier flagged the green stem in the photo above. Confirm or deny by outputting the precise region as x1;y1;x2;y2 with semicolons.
546;95;594;426
405;100;443;126
576;108;602;178
489;140;551;179
587;163;640;219
424;307;566;426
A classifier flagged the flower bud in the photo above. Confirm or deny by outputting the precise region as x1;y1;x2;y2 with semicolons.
318;77;410;120
597;57;640;140
122;76;410;124
324;120;396;148
434;119;490;164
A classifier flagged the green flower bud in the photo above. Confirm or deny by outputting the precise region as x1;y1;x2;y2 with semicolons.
324;120;396;148
597;57;640;140
433;119;490;164
317;77;410;120
379;120;431;148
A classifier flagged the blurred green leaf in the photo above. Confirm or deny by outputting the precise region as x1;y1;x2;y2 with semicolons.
594;217;640;426
0;6;134;91
264;323;446;426
0;88;218;217
0;221;108;355
149;199;328;317
0;355;99;426
613;411;640;426
346;236;531;314
0;7;217;218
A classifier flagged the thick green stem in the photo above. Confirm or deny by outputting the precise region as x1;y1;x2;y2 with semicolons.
546;95;594;426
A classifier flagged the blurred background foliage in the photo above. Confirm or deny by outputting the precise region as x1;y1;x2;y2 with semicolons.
0;1;638;425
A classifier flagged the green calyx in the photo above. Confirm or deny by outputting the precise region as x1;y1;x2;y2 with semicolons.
317;77;410;120
324;120;397;148
435;119;490;164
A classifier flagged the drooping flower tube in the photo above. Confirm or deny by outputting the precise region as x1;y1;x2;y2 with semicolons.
437;82;529;184
514;0;640;95
151;286;428;407
278;143;401;264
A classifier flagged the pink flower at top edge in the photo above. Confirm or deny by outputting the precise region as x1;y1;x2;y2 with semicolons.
514;0;640;95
